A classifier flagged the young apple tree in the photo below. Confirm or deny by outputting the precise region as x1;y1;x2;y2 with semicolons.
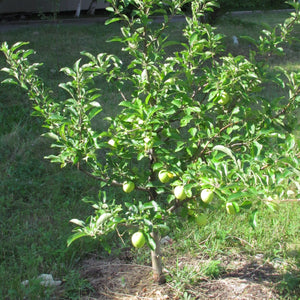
1;0;300;283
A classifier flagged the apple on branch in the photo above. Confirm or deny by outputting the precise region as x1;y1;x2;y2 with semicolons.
201;189;214;204
131;231;146;248
123;181;135;193
174;185;187;201
226;202;239;215
158;170;173;183
218;91;230;105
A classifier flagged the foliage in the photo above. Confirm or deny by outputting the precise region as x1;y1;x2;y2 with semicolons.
1;0;300;280
217;0;290;12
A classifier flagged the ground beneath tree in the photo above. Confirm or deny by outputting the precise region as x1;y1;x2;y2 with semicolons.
68;249;299;300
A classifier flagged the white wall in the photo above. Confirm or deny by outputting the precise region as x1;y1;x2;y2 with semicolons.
0;0;107;14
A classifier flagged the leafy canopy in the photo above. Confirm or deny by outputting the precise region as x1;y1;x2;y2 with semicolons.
1;0;300;250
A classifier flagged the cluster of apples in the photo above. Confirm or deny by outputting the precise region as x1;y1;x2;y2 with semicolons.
171;175;239;215
128;168;241;248
173;185;214;205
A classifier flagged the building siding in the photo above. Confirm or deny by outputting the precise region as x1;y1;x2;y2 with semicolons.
0;0;107;14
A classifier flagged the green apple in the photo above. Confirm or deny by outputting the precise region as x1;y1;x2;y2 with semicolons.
158;170;172;183
131;232;146;248
218;91;230;105
226;202;239;215
195;214;208;226
201;189;214;204
123;181;135;193
174;185;187;201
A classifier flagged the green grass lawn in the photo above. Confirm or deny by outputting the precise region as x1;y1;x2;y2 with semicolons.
0;11;299;299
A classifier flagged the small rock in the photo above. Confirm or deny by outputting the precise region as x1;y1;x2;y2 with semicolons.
233;35;239;45
255;254;264;260
21;274;62;288
38;274;62;287
160;235;173;245
21;280;29;286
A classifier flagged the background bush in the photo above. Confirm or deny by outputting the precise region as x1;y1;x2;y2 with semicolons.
218;0;290;12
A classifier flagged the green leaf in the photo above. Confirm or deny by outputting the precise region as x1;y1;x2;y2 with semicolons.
1;78;18;85
240;200;252;209
96;213;112;227
88;108;102;120
171;99;182;108
137;152;145;161
144;232;156;251
240;35;257;45
249;209;258;229
190;32;198;45
70;218;85;227
105;6;114;12
265;201;279;212
153;162;163;171
189;127;197;137
180;115;193;127
105;17;122;25
67;232;87;247
232;201;240;213
10;41;29;52
156;224;170;232
22;49;35;59
60;66;76;77
162;40;180;48
89;101;101;107
213;145;237;166
253;141;263;157
42;132;60;141
73;59;81;73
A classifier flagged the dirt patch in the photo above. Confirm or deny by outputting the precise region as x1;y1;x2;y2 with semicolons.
80;257;170;299
76;251;298;300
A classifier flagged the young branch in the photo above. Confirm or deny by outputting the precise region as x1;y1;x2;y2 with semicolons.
78;166;149;192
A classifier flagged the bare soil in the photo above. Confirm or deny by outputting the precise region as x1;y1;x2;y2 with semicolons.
72;249;299;300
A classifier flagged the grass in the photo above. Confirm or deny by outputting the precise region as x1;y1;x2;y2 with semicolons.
169;203;300;297
0;10;300;299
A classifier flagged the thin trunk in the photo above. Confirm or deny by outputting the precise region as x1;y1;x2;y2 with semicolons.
148;148;165;284
87;0;97;15
75;0;82;17
151;230;166;284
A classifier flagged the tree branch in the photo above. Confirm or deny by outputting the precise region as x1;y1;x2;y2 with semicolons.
273;87;300;119
78;166;149;192
193;121;242;161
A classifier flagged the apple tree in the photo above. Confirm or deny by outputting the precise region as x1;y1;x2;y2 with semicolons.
1;0;300;283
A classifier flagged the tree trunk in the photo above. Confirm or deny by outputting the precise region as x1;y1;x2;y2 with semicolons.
151;230;166;284
148;148;165;284
75;0;82;17
87;0;97;15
